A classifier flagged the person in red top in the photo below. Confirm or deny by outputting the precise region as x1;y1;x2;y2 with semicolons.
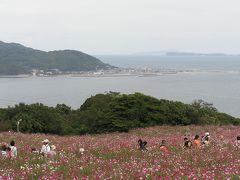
193;135;201;148
160;140;170;154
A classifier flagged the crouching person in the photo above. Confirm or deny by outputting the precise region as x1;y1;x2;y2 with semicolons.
47;145;57;159
160;140;170;154
40;139;51;157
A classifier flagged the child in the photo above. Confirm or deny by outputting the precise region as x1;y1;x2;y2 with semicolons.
9;140;17;158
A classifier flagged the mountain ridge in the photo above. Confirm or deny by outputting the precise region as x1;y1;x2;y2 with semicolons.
0;41;113;75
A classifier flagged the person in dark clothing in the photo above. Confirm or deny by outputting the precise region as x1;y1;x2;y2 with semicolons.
183;137;192;149
138;139;148;151
236;136;240;147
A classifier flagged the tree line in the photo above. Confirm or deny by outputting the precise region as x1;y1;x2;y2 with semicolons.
0;92;239;135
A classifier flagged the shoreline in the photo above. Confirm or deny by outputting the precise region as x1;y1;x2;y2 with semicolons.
0;69;239;78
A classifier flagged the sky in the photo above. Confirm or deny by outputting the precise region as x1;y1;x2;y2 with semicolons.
0;0;240;55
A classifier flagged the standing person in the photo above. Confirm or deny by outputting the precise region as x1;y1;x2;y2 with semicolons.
9;140;17;158
160;140;170;154
193;135;201;148
40;139;51;156
183;137;192;149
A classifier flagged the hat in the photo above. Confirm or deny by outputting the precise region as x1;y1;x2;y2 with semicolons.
205;132;210;136
42;139;50;143
79;148;85;154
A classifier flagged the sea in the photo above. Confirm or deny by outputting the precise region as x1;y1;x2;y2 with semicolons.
0;55;240;117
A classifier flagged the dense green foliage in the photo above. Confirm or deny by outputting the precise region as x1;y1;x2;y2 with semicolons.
0;41;113;75
0;93;239;135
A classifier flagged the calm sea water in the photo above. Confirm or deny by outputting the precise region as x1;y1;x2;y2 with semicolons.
0;56;240;117
97;55;240;71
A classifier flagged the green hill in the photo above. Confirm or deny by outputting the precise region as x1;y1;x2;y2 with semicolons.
0;41;113;75
0;93;239;135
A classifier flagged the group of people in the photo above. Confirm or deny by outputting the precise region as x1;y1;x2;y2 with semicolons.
138;133;240;153
183;132;211;149
138;139;170;153
32;139;57;158
0;141;17;159
0;139;56;159
1;134;239;159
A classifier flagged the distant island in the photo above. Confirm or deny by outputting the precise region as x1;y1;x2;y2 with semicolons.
0;41;114;75
132;51;239;56
166;51;229;56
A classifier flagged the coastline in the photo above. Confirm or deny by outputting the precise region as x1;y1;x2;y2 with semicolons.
1;68;239;79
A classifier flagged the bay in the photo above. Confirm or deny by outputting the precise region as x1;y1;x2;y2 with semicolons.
0;71;239;117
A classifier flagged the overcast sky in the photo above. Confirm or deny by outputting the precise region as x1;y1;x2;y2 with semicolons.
0;0;239;54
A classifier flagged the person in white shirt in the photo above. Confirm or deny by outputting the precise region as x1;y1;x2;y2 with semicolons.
202;132;210;146
9;140;17;158
40;139;51;156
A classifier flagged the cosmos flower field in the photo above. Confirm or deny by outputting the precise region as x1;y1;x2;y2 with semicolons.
0;126;239;179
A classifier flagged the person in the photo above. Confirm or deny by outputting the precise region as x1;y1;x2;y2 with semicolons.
0;143;8;157
218;135;226;148
236;136;240;147
138;139;147;151
6;147;13;158
47;145;57;159
9;140;17;158
183;137;192;149
159;140;170;154
202;132;210;146
40;139;51;156
193;135;201;148
31;148;39;154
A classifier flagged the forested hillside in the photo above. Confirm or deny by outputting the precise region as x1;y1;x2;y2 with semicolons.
0;93;239;134
0;41;113;75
